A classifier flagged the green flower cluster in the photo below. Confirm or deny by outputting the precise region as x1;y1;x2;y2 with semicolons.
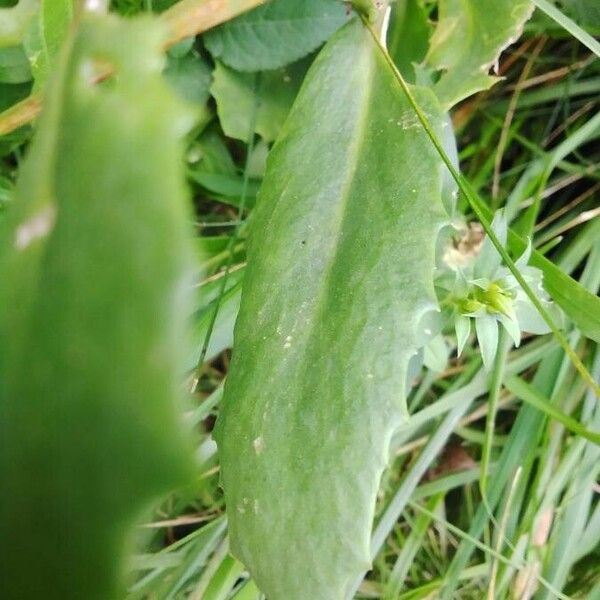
436;213;562;370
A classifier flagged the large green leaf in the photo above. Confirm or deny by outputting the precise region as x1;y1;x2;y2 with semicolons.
210;58;308;142
0;13;196;600
164;48;212;106
203;0;350;71
426;0;534;109
216;18;448;600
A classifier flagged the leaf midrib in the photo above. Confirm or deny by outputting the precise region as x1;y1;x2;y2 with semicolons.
296;31;375;387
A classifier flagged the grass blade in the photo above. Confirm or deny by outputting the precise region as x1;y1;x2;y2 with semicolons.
531;0;600;57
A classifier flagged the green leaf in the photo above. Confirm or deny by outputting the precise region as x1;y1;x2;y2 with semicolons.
203;0;350;72
210;59;308;142
164;49;212;105
190;269;243;368
0;80;30;112
216;18;448;599
191;124;237;175
425;0;534;109
387;0;431;83
532;0;600;57
23;0;73;87
0;45;31;83
0;13;196;600
505;376;600;446
559;0;600;28
189;170;261;207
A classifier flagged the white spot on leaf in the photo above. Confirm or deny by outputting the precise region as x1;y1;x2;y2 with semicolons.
15;206;56;250
253;436;266;454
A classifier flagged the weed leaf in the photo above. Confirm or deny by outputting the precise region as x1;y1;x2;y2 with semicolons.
23;0;73;88
204;0;350;72
426;0;534;109
0;13;196;599
216;18;448;599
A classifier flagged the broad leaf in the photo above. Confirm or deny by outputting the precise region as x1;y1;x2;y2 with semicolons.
204;0;350;72
0;13;196;600
210;59;308;142
426;0;534;109
216;18;448;599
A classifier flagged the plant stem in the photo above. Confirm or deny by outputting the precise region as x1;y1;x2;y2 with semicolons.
193;73;260;383
480;327;510;499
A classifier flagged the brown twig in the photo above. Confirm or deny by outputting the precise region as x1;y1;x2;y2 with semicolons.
0;95;43;135
543;99;596;147
535;180;600;231
162;0;265;47
505;55;594;92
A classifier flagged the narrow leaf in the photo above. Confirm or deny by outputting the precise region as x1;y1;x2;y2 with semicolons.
0;13;196;600
505;376;600;446
531;0;600;57
216;18;448;599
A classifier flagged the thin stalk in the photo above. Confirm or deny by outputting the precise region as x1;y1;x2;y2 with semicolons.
364;18;600;400
409;501;571;600
481;328;510;499
487;467;522;600
193;74;259;382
